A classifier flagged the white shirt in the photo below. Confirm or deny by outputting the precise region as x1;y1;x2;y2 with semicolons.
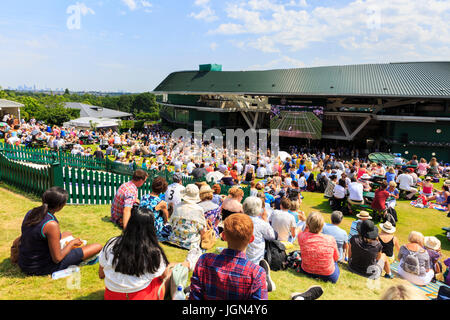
397;174;414;191
270;210;296;242
186;162;196;174
165;183;185;206
256;166;267;178
99;238;166;294
173;160;183;172
333;185;347;199
298;176;307;188
348;182;364;201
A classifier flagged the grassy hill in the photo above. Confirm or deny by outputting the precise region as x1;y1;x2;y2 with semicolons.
0;185;448;300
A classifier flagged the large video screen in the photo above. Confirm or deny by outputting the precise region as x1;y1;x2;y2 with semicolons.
270;105;324;139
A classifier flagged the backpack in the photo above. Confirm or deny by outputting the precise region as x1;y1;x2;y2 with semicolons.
403;249;421;276
10;236;21;265
384;208;397;227
264;240;287;271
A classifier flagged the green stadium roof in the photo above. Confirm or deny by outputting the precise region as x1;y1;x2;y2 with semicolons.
153;62;450;99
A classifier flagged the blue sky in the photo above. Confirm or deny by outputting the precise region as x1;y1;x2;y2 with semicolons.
0;0;449;92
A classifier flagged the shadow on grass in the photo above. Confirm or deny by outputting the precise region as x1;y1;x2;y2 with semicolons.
436;233;450;251
0;258;27;279
311;200;334;214
101;216;122;232
75;290;105;300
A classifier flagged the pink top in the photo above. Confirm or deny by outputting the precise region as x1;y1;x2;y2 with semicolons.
422;184;433;194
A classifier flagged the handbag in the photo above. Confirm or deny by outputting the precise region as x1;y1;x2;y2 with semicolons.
201;220;216;250
10;236;21;265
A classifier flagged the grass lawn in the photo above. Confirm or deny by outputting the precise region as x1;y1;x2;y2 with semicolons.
0;184;448;300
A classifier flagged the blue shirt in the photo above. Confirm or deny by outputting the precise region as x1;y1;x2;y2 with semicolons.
265;193;275;204
322;223;348;261
386;172;396;184
297;165;306;175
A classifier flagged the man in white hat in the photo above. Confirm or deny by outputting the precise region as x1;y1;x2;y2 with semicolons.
348;211;372;241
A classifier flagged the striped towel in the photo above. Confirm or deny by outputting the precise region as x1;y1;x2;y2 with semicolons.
390;261;450;300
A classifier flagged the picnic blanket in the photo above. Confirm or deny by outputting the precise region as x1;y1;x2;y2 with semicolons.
410;200;448;211
390;261;450;300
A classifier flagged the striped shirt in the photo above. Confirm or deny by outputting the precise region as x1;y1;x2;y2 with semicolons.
111;181;138;227
189;249;268;300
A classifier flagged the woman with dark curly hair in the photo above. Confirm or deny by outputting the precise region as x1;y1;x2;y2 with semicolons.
140;176;170;241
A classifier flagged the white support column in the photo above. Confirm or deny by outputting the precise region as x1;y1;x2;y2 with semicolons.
349;116;371;140
336;115;351;139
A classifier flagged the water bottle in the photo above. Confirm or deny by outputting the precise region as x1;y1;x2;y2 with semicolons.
173;286;186;300
52;266;80;280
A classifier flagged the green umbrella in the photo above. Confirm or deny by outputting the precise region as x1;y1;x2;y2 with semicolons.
0;122;7;127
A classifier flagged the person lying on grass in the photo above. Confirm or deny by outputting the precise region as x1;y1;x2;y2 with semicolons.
18;187;102;276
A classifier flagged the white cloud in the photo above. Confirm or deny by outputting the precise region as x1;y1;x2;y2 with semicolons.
206;0;450;64
122;0;137;11
121;0;152;12
210;42;218;50
190;0;218;22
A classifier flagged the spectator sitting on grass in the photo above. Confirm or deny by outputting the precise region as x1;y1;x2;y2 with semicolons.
322;211;349;262
18;187;102;276
348;220;394;280
189;213;268;300
99;206;188;300
297;212;340;284
397;231;434;286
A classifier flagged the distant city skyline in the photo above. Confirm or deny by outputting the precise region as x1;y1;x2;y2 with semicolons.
1;0;449;92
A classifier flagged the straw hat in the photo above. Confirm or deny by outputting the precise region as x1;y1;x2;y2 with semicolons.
356;211;372;220
379;221;396;234
424;236;441;251
181;184;201;204
199;185;213;195
444;180;450;186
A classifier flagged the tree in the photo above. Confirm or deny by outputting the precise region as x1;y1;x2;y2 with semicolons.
64;88;70;95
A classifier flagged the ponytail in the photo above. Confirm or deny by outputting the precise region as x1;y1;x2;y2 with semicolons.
24;187;68;227
24;203;49;227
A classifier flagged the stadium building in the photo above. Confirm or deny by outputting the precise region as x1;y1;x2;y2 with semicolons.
153;62;450;161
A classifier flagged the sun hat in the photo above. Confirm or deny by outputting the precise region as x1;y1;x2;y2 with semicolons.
424;236;441;251
264;186;272;193
356;211;372;220
358;220;379;240
360;174;371;180
199;185;213;195
425;176;432;181
379;221;396;234
181;184;201;204
444;180;450;186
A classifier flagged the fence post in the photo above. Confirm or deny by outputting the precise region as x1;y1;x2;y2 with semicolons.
50;162;64;188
